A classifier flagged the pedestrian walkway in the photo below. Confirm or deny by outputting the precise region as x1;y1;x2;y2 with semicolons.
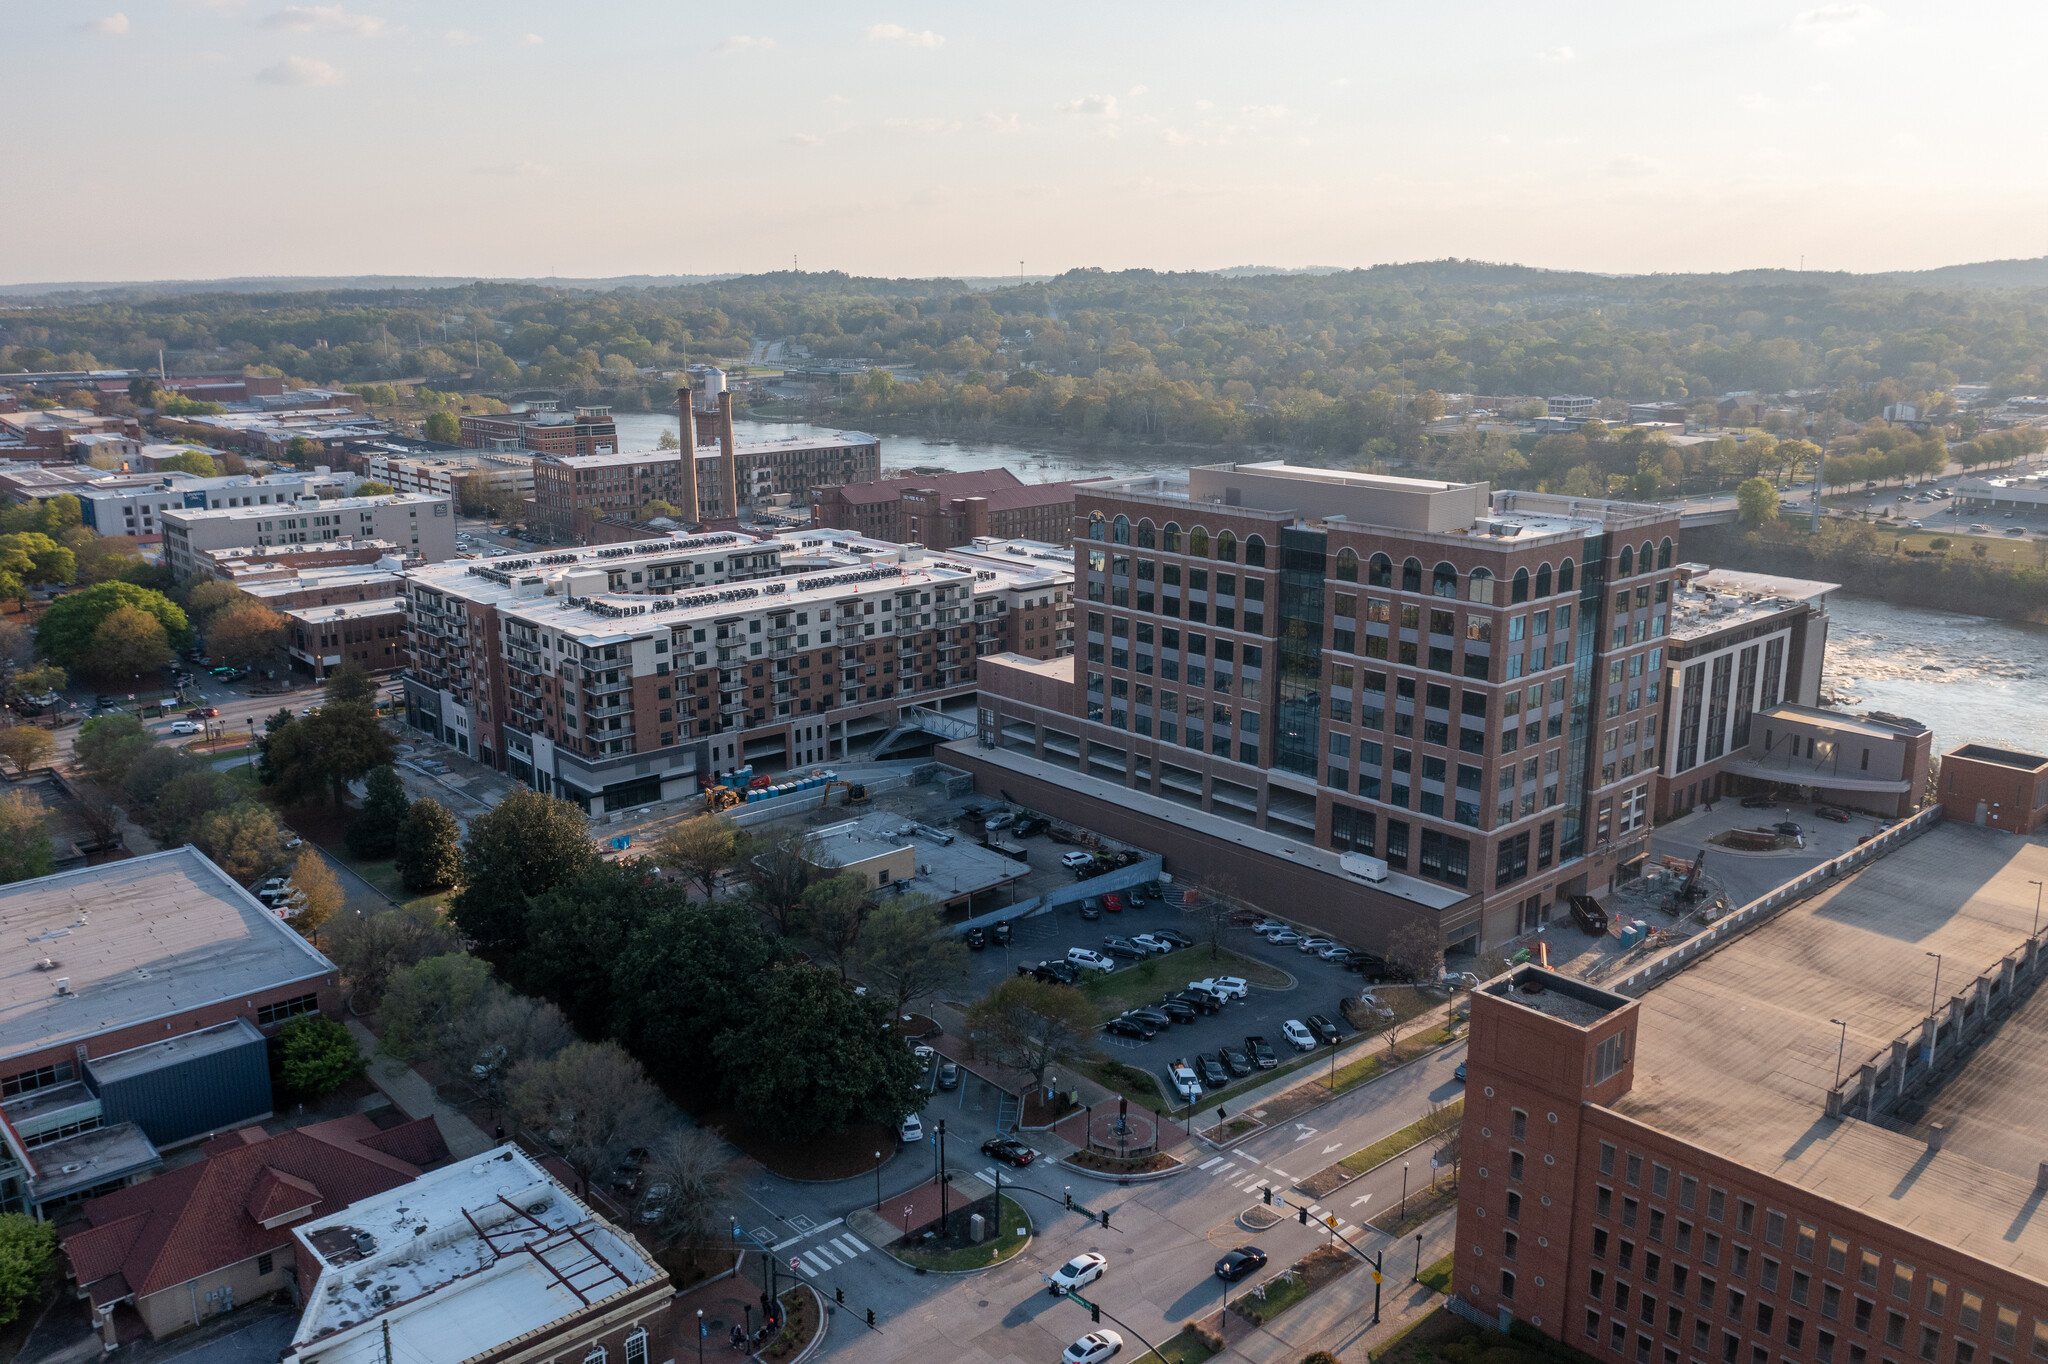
1188;1155;1379;1240
341;1017;493;1159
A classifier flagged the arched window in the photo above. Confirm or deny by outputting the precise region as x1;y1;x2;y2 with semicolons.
1136;518;1156;549
1163;522;1181;553
1618;545;1634;576
1112;514;1130;544
625;1329;649;1364
1511;567;1530;604
1088;512;1105;542
1368;553;1394;588
1432;562;1459;598
1189;526;1210;558
1657;536;1673;569
1335;547;1359;582
1215;529;1237;562
1535;562;1552;598
1641;542;1655;572
1244;534;1267;567
583;1347;608;1364
1401;557;1422;593
1559;558;1575;593
1468;567;1495;604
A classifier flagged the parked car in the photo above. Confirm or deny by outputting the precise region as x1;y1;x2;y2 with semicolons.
1153;928;1193;947
1214;1246;1269;1282
1104;1016;1155;1040
991;919;1013;945
170;720;200;735
1244;1035;1278;1069
1266;929;1303;946
1355;991;1395;1019
965;926;988;950
1196;1054;1228;1088
1342;951;1391;976
1102;893;1125;914
1318;944;1353;961
1061;850;1094;870
1063;1330;1124;1364
937;1061;960;1090
1774;821;1804;837
1125;1006;1173;1028
1219;1045;1253;1077
1454;1060;1468;1083
1190;976;1249;1000
1281;1019;1316;1051
983;812;1014;831
1078;898;1103;920
1166;989;1220;1015
1152;997;1195;1024
1298;936;1338;954
1067;947;1115;972
899;1114;924;1143
1814;806;1852;823
1305;1014;1342;1046
1012;816;1049;837
1166;1060;1202;1100
1048;1252;1107;1295
1740;794;1778;809
1027;961;1081;985
1103;936;1145;960
1130;933;1174;955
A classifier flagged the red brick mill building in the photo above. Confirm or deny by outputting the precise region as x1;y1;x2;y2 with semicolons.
1455;816;2048;1364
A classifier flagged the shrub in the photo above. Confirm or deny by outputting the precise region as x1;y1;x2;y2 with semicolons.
277;1014;366;1098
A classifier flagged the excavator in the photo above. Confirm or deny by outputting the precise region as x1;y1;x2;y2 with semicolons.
819;779;869;809
704;785;743;813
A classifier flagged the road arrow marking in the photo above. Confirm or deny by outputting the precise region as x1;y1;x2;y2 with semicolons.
1323;1142;1344;1154
1351;1193;1374;1208
1293;1124;1319;1142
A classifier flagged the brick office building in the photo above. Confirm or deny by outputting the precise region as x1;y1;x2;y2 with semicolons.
398;528;1070;806
1936;743;2048;834
812;467;1091;547
459;405;618;458
1456;820;2048;1364
957;462;1683;955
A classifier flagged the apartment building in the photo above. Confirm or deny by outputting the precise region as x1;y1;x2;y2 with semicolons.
285;597;407;679
162;492;455;578
528;450;697;541
813;467;1092;547
1456;823;2048;1364
398;529;1070;810
198;545;407;595
959;462;1682;955
0;409;144;461
151;408;388;461
458;404;617;458
362;450;534;501
76;470;354;539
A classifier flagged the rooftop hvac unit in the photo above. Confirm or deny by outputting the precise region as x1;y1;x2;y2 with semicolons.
54;977;71;995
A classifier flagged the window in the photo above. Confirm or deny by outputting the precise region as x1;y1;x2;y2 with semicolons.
1956;1297;1981;1335
1512;1108;1529;1140
1601;1142;1618;1176
1507;1190;1523;1221
1927;1279;1948;1318
1831;1237;1851;1274
1653;1164;1670;1198
1732;1246;1749;1280
1591;1311;1606;1341
1625;1197;1640;1228
1;1062;74;1098
1763;1259;1780;1292
1923;1329;1943;1363
1503;1270;1517;1301
1708;1187;1727;1222
1894;1265;1914;1302
1766;1212;1786;1248
584;1349;608;1364
2032;1319;2048;1360
1506;1231;1520;1260
1599;1187;1613;1218
1793;1273;1811;1306
1857;1299;1875;1332
1510;1150;1525;1180
1996;1306;2018;1348
1724;1331;1741;1364
1628;1153;1644;1187
625;1330;649;1364
1595;1227;1610;1258
1825;1285;1843;1320
1704;1233;1721;1266
1738;1201;1755;1234
1728;1289;1746;1320
257;993;319;1025
1680;1176;1698;1211
1798;1224;1817;1261
257;1253;274;1276
1594;1030;1630;1083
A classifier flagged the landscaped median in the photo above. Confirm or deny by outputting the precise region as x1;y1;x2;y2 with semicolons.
1227;1244;1356;1326
1132;1323;1225;1363
887;1192;1032;1274
1297;1099;1462;1200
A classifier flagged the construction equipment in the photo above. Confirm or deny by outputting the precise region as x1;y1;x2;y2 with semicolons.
820;780;870;809
1677;849;1707;904
705;785;742;813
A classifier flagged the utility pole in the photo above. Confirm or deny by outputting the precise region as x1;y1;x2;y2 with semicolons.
937;1119;949;1235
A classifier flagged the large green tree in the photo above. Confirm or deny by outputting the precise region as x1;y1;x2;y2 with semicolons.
451;789;596;951
347;764;411;859
263;703;394;806
710;963;923;1144
852;897;967;1013
35;581;190;672
609;896;787;1088
0;1212;57;1330
0;790;54;885
394;798;461;892
277;1014;366;1097
1736;476;1781;525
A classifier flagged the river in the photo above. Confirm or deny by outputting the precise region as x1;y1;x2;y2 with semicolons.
613;411;2047;755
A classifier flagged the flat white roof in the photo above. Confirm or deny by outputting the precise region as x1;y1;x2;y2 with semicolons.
286;1145;661;1364
162;492;446;523
0;847;334;1063
285;597;407;624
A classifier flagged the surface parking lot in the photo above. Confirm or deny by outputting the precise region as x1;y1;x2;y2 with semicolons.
961;895;1376;1098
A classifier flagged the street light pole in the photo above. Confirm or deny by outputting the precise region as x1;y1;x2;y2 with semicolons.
695;1308;703;1364
1401;1161;1410;1220
2031;880;2043;939
874;1151;883;1213
1414;1231;1424;1283
1829;1018;1848;1089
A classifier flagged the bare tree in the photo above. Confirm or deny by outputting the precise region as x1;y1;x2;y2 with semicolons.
644;1126;732;1250
446;987;574;1118
1386;915;1446;983
745;828;820;937
654;813;740;898
965;977;1101;1089
323;901;461;1008
851;896;966;1013
1194;871;1242;962
509;1040;671;1196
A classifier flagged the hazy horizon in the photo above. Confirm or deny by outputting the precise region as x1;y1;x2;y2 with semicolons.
4;1;2043;283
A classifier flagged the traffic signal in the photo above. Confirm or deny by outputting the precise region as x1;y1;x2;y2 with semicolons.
1298;1205;1308;1225
1091;1301;1101;1324
1263;1186;1273;1205
835;1287;844;1306
1064;1190;1073;1210
1100;1209;1110;1229
866;1308;876;1328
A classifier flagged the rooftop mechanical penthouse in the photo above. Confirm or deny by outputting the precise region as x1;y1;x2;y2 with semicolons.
399;528;1072;811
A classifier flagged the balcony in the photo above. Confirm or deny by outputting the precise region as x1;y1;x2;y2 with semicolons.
585;676;633;697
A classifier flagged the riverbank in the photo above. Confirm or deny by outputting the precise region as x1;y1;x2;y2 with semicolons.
1687;522;2048;625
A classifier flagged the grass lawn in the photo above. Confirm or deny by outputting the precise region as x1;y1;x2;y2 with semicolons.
330;848;454;915
1374;1305;1609;1364
1326;1026;1459;1094
1418;1251;1455;1295
1079;948;1288;1020
1133;1324;1221;1364
1339;1100;1462;1175
1368;1178;1458;1236
894;1196;1030;1271
1077;1058;1169;1113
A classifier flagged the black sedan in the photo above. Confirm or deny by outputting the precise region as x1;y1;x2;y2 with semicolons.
1814;806;1851;824
965;926;988;950
1218;1045;1253;1077
1305;1014;1342;1046
1740;794;1779;809
1774;821;1804;838
1166;990;1219;1015
992;919;1013;945
982;1137;1036;1167
1153;928;1193;947
1215;1246;1268;1282
1104;1015;1156;1040
1153;997;1197;1023
1196;1054;1229;1088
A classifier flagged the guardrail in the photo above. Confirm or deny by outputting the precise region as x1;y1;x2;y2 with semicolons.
1610;804;1945;997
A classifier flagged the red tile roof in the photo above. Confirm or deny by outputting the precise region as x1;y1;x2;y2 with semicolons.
60;1115;448;1301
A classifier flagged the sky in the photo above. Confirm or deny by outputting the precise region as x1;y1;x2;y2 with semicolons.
4;0;2044;285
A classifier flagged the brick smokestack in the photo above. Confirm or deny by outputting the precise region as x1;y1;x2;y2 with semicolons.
675;385;700;523
962;495;990;542
717;389;739;518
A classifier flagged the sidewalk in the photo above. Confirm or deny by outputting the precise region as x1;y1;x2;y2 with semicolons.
342;1017;494;1159
1208;1205;1459;1362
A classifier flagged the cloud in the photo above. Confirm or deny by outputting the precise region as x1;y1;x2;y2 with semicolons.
884;116;960;134
866;23;943;47
1604;153;1660;178
478;159;551;176
824;94;848;104
1739;92;1771;111
256;54;340;85
263;5;384;37
84;13;129;35
716;34;774;52
981;112;1021;133
1128;84;1149;96
444;28;480;45
1194;99;1213;110
1057;93;1118;118
1793;3;1880;43
1329;77;1349;88
783;133;823;147
521;32;542;44
1239;104;1287;118
1536;45;1576;63
1162;128;1193;145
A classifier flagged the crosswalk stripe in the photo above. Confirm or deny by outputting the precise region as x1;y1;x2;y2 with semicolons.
1198;1156;1225;1170
830;1236;863;1258
792;1258;817;1278
813;1246;842;1266
974;1170;998;1187
803;1251;833;1274
840;1233;869;1254
1217;1163;1237;1175
1308;1204;1324;1215
1245;1178;1269;1191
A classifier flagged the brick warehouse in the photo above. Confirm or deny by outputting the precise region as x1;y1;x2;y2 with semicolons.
1456;818;2048;1364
